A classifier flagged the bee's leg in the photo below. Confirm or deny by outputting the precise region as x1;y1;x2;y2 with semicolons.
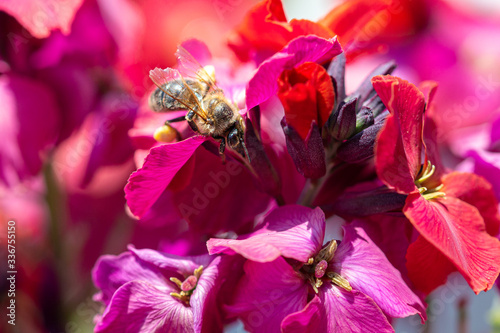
185;110;200;133
214;136;226;164
165;115;187;125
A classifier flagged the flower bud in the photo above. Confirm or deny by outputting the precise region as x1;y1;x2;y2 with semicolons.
355;106;374;132
327;97;357;141
282;119;326;179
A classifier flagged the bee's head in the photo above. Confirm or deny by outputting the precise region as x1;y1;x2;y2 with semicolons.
227;124;250;162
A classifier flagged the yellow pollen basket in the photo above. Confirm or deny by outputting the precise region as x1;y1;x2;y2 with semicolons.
154;124;178;143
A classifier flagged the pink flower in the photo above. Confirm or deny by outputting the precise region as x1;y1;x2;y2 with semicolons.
93;246;242;332
208;205;425;332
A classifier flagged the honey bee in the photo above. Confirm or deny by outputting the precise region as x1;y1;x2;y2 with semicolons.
148;46;249;161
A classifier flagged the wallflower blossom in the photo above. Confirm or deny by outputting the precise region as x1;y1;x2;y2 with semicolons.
372;75;500;294
92;246;242;332
208;205;425;332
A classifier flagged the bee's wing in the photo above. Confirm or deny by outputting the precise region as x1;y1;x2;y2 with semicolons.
149;67;208;120
176;45;218;91
149;66;182;87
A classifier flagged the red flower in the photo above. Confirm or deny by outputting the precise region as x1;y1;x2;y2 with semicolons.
319;0;429;62
277;62;334;140
229;0;429;64
373;75;500;294
228;0;333;63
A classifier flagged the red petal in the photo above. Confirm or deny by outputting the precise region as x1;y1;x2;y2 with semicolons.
278;62;335;140
404;193;500;293
419;81;446;188
419;81;438;109
406;235;457;295
422;114;446;189
318;0;391;61
373;75;425;194
0;0;84;38
228;0;333;62
319;0;430;62
442;172;500;237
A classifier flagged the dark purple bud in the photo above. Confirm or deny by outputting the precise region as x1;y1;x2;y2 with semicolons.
362;94;386;118
353;60;397;105
336;121;385;163
245;117;281;197
329;184;407;219
355;106;374;132
282;119;326;179
327;52;346;105
327;97;357;141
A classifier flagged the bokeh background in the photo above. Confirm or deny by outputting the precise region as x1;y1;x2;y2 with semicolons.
0;0;499;332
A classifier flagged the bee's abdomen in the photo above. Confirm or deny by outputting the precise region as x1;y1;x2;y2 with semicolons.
148;80;206;112
148;81;186;111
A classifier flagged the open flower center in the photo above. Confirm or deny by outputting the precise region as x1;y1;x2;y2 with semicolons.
300;240;352;293
169;265;203;306
415;161;446;200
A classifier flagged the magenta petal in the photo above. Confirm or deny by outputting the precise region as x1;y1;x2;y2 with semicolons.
332;223;426;321
246;35;342;111
281;296;326;333
0;0;84;38
191;256;223;332
179;39;212;69
227;257;308;333
94;281;193;333
207;205;325;262
125;136;206;218
129;246;212;276
467;150;500;200
0;75;60;185
92;252;168;305
321;284;393;333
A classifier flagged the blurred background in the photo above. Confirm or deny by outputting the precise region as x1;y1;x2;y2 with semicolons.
0;0;499;332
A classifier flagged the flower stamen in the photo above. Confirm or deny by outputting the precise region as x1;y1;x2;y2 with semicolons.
301;240;352;294
169;265;204;305
415;161;446;200
416;162;435;184
327;271;352;292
